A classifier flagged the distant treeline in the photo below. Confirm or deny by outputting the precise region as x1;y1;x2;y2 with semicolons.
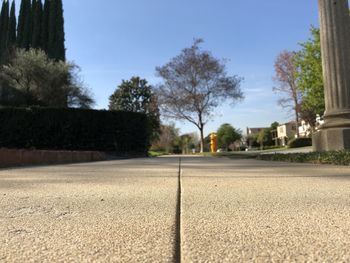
0;0;65;64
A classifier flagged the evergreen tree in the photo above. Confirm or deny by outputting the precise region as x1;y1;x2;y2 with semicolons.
109;77;161;141
22;0;32;49
0;0;10;63
54;0;65;61
31;0;42;48
48;0;65;61
17;0;26;47
41;0;49;52
17;0;31;49
8;0;16;47
47;0;55;58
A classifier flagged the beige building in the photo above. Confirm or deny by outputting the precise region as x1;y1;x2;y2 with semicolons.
277;122;297;146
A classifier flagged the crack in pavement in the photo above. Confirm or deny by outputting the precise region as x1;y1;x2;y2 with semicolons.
173;158;182;263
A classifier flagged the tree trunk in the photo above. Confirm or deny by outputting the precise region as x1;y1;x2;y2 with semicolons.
199;126;204;153
295;109;300;138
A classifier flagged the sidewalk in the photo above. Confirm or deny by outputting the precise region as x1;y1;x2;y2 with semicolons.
1;157;350;262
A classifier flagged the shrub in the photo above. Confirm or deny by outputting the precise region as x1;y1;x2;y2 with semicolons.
257;151;350;166
0;49;94;108
288;137;312;148
0;107;150;154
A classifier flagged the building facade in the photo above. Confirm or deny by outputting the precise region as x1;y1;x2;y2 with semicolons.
277;122;297;146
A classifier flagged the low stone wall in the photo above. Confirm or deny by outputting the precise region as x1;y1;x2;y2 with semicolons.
0;149;107;168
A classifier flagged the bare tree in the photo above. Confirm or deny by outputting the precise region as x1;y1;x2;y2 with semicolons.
156;39;243;152
273;50;302;137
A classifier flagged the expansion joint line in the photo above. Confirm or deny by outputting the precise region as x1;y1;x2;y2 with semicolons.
174;157;182;263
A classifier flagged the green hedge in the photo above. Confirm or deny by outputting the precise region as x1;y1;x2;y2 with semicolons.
0;107;150;153
288;137;312;148
257;151;350;166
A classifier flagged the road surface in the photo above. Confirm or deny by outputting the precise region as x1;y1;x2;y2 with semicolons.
1;156;350;262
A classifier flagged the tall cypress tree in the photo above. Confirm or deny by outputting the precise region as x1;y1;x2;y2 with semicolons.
47;0;55;58
0;1;6;50
17;0;31;49
0;0;10;63
17;0;26;47
22;0;32;49
41;0;49;52
55;0;65;61
8;0;16;47
48;0;65;61
31;0;42;48
0;0;4;62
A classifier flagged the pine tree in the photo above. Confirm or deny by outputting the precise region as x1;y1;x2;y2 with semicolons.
8;0;16;47
48;0;65;61
31;0;42;48
41;0;50;52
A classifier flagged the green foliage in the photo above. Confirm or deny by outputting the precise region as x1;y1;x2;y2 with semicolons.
270;121;279;130
256;122;280;148
175;133;199;154
31;0;43;49
0;0;9;63
0;49;94;108
41;0;49;52
0;107;150;153
2;0;65;61
8;1;16;47
19;0;31;49
256;128;272;147
48;0;65;61
109;76;160;142
288;138;312;148
217;123;242;150
17;0;26;47
258;151;350;166
148;151;168;157
295;26;324;116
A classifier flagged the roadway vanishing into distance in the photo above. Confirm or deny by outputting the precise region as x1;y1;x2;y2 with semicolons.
1;156;350;262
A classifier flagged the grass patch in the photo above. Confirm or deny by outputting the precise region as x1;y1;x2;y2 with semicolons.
204;150;350;166
202;151;258;159
257;151;350;166
148;151;168;157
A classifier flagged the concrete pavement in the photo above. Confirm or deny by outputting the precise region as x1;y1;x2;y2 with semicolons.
180;158;350;262
0;158;180;262
1;156;350;262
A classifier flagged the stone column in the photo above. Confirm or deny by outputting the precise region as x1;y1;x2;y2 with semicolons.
313;0;350;151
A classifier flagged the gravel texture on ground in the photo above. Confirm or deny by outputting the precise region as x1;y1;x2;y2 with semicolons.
1;157;350;262
0;158;180;262
180;157;350;262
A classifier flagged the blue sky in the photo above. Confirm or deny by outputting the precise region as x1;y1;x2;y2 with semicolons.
60;0;319;135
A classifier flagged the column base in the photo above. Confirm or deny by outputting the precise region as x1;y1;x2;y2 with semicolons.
313;128;350;151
